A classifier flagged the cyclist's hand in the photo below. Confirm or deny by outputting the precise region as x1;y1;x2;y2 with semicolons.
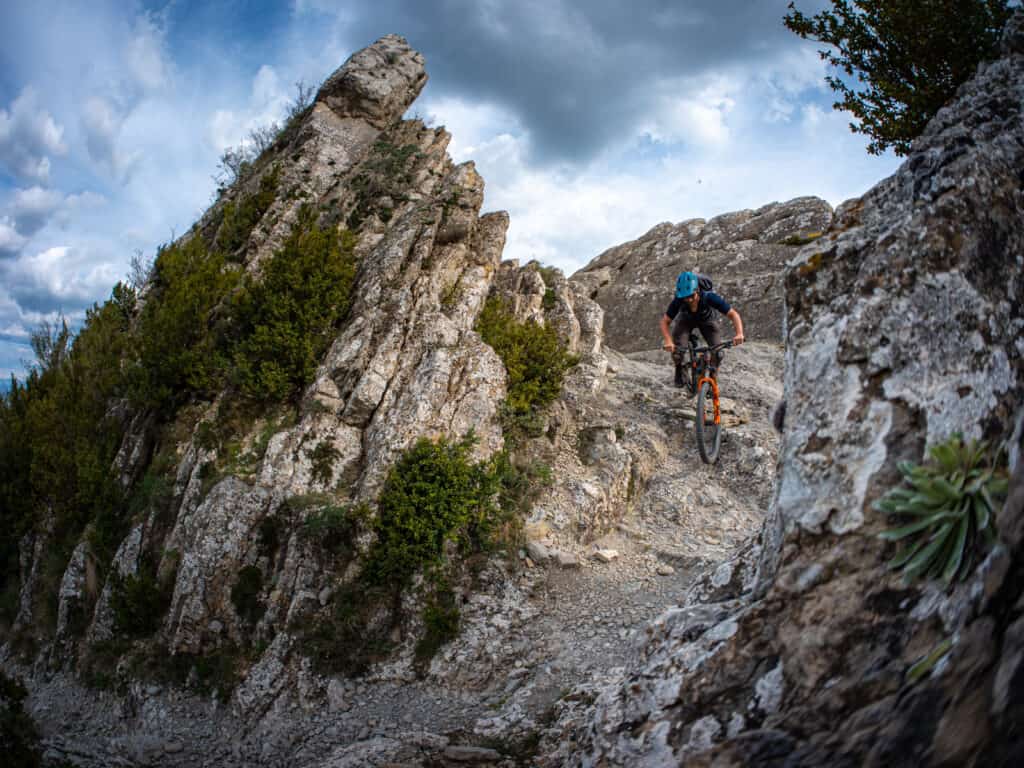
663;340;675;353
733;333;745;346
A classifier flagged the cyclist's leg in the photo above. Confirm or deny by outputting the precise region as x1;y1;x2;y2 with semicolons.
699;321;724;368
671;316;696;387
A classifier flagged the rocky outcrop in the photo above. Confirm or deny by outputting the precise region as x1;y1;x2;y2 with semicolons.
572;197;833;351
543;12;1024;766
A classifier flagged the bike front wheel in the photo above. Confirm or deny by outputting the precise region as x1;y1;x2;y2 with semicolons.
695;380;720;464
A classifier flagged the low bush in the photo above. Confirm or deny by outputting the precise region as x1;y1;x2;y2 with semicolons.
230;565;265;627
110;568;171;638
415;582;460;664
363;434;501;589
476;296;577;439
0;672;42;767
216;165;281;256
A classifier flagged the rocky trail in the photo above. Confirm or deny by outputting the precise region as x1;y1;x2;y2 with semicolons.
26;341;783;768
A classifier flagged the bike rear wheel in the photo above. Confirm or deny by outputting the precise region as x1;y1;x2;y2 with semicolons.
695;380;720;464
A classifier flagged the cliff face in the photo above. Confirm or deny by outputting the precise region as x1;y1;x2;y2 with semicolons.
543;12;1024;767
572;197;834;350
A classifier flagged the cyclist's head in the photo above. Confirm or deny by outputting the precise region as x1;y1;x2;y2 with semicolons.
675;271;699;299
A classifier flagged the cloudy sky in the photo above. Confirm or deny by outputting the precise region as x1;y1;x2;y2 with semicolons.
0;0;902;383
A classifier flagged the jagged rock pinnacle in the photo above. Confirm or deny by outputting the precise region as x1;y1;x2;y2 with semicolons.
316;33;428;128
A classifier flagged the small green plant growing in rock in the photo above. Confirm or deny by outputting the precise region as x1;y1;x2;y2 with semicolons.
230;565;265;628
415;582;460;664
308;441;341;486
110;569;172;638
874;434;1007;585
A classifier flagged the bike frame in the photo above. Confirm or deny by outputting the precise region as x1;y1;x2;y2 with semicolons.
697;373;721;425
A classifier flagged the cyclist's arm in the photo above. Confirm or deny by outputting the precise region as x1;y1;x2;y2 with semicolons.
659;314;675;351
726;308;745;345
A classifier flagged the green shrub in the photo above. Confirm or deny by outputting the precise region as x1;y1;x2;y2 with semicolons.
301;501;365;557
301;582;396;676
874;435;1007;584
309;441;341;486
216;165;281;256
415;583;460;663
230;205;358;402
230;565;265;627
364;434;502;589
110;569;171;637
476;296;577;438
129;236;239;413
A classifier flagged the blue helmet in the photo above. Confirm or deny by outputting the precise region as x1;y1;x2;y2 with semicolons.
675;271;699;299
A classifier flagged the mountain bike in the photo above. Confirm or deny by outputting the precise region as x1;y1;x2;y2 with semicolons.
673;336;734;464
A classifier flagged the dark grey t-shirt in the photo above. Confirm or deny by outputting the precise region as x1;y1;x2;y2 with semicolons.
665;291;731;323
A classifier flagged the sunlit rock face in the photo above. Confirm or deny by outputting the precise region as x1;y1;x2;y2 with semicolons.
544;11;1024;767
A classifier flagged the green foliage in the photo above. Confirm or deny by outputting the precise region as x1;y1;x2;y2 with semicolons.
110;568;172;638
907;637;954;683
301;500;366;557
415;583;460;663
301;583;396;676
0;672;42;768
784;1;1012;155
128;236;240;413
230;205;358;401
873;435;1007;584
230;566;265;627
346;140;420;229
476;296;578;438
308;441;342;486
0;297;131;630
216;165;281;256
363;434;501;589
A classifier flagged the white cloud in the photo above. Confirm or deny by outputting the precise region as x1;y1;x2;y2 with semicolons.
126;14;170;93
0;217;27;257
0;87;68;183
4;245;121;311
208;65;292;153
82;96;143;181
10;186;65;235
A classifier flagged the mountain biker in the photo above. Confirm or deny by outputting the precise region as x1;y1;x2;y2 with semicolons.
659;271;745;388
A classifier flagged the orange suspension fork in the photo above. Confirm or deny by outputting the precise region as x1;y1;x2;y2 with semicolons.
698;376;721;424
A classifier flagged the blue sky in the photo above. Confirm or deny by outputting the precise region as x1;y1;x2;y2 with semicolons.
0;0;903;383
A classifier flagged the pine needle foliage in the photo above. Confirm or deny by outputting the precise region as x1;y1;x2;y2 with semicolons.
874;434;1007;585
216;165;281;257
784;1;1012;155
128;236;240;413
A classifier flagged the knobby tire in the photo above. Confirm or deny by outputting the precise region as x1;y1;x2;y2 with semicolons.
695;380;720;464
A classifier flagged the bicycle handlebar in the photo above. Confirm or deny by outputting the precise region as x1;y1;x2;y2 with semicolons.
690;340;734;354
